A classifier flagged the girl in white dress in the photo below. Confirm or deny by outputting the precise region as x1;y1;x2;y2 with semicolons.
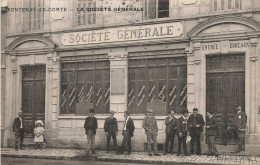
34;120;45;149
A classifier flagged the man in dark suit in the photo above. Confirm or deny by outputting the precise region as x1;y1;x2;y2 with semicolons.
104;110;118;153
230;105;247;152
206;111;218;156
163;110;178;155
84;108;98;156
188;108;205;155
177;109;190;156
13;111;25;151
118;111;135;155
142;109;161;156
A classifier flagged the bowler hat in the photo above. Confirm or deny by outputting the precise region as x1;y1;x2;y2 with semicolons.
18;110;23;114
89;109;94;113
182;109;189;114
147;109;153;113
193;108;198;112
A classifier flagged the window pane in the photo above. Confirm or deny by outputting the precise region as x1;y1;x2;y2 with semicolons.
158;0;169;18
77;0;96;26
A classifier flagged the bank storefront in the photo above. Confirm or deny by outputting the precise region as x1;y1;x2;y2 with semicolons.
4;16;260;154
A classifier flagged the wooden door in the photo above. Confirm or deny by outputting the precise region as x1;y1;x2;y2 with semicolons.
206;55;245;144
22;65;45;137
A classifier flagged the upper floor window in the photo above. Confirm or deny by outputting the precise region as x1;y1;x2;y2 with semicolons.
212;0;241;12
143;0;169;20
77;0;96;26
23;0;44;31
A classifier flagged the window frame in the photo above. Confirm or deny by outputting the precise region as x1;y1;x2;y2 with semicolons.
212;0;241;12
143;0;169;20
76;0;97;27
60;60;110;115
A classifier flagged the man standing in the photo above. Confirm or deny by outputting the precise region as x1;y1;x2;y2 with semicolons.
104;110;118;153
13;111;25;151
205;111;218;156
231;105;247;152
119;111;135;155
177;109;190;156
142;109;161;156
163;110;178;155
84;108;98;156
188;108;205;155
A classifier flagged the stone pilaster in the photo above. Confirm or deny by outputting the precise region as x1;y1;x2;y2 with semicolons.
108;52;128;121
249;38;258;134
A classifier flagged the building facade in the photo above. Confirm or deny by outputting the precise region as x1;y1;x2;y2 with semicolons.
2;0;260;154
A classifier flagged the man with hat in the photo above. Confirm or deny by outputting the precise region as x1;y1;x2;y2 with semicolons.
177;109;190;156
230;105;247;152
104;110;118;153
142;109;161;156
84;108;98;156
163;110;178;155
118;111;135;155
13;110;25;151
187;108;205;155
205;111;218;156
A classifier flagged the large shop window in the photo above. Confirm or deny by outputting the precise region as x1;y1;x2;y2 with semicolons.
212;0;241;12
128;57;187;115
77;0;96;26
143;0;169;20
61;61;110;115
23;0;44;31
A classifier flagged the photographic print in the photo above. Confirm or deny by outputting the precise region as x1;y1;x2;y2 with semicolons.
1;0;260;164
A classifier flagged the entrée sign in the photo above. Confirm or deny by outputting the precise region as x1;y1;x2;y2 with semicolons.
61;22;183;46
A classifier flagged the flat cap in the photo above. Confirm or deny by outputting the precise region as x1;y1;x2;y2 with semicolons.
147;109;153;113
110;110;115;114
89;108;94;113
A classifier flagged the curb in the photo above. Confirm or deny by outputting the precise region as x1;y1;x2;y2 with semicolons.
1;153;254;165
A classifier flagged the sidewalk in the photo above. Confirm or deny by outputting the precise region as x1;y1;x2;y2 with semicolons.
1;147;260;165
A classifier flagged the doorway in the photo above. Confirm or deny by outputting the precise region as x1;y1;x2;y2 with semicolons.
206;54;245;144
22;65;46;137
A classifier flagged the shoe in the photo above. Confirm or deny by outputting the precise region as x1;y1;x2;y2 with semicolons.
170;152;174;155
176;153;180;156
184;153;190;156
214;153;219;157
106;151;109;154
15;148;18;151
154;153;161;156
162;152;167;155
148;153;153;156
92;151;97;154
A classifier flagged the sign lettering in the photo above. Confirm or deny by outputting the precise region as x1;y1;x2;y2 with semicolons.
62;22;183;46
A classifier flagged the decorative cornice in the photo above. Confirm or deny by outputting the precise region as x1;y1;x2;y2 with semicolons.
6;35;58;51
128;49;186;57
108;52;128;60
61;54;108;62
250;56;258;62
188;16;260;37
194;59;201;65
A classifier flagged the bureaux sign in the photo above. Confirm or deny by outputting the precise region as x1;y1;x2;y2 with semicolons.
61;22;183;46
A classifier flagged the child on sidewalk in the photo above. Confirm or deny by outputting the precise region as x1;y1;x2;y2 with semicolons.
34;120;45;149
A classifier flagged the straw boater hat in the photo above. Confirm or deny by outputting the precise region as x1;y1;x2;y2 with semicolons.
147;109;153;113
35;120;44;126
110;110;115;114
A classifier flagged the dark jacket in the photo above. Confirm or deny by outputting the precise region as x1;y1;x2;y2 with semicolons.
177;116;189;136
188;113;205;133
232;111;247;130
123;117;135;137
165;116;178;134
206;115;218;136
84;116;98;134
142;116;158;133
13;117;25;132
104;117;118;133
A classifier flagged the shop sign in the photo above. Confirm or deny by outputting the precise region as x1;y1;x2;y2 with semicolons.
61;22;183;46
200;41;251;51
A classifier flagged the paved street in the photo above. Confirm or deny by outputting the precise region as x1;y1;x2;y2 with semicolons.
1;157;150;165
1;147;260;165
